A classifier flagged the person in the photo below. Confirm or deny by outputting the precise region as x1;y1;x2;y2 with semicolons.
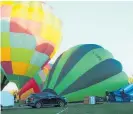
105;90;110;102
112;92;116;102
121;89;126;102
1;105;3;111
14;93;17;102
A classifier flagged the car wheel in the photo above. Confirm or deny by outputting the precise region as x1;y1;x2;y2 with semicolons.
58;100;65;107
35;102;42;108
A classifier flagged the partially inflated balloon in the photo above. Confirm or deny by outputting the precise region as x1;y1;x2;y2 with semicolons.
44;44;129;102
18;63;52;100
0;1;62;89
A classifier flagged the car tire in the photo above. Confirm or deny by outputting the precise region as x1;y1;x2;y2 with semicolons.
58;100;65;107
54;105;59;107
35;102;42;109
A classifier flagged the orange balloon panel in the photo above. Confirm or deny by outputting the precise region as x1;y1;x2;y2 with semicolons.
1;48;11;61
43;68;49;75
20;88;34;100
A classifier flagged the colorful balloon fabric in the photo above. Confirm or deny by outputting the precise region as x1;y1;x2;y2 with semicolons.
0;1;62;89
43;44;129;102
18;63;52;100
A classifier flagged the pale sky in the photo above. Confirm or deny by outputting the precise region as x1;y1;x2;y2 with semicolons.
48;1;133;76
3;1;133;91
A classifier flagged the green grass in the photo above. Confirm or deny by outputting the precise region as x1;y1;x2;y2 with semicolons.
2;103;133;114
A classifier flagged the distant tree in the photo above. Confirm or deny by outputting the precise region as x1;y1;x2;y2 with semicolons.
128;76;133;84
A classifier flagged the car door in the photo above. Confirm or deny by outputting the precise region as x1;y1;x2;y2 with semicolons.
48;93;57;105
40;93;49;106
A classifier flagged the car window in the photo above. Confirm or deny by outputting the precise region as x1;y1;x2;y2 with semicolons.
42;92;52;96
36;92;56;97
41;92;48;97
48;93;56;97
30;94;37;97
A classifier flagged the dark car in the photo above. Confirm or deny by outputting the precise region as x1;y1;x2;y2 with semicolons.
25;92;67;108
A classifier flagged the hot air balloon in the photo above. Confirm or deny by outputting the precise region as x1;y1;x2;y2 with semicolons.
43;44;129;102
0;1;62;89
18;63;52;100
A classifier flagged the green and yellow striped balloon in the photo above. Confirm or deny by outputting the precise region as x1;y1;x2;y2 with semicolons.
44;44;129;102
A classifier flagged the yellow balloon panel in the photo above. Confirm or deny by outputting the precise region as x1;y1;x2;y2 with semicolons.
1;1;62;48
0;1;14;6
12;62;29;75
11;6;44;22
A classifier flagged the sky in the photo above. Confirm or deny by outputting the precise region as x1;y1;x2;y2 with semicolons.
3;1;133;91
48;1;133;76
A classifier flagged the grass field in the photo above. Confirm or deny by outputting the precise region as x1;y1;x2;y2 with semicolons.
2;103;133;114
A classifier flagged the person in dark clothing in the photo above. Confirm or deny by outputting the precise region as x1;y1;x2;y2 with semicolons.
13;92;18;103
1;105;3;111
111;92;116;102
109;92;115;102
121;89;126;102
105;90;110;102
14;94;16;102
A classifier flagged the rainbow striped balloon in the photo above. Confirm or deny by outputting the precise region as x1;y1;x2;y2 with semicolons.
18;63;52;100
0;1;62;89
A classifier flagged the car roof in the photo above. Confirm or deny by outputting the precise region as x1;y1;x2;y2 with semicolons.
32;92;56;96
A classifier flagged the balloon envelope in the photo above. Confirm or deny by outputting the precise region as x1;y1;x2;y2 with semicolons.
44;44;129;102
0;1;62;88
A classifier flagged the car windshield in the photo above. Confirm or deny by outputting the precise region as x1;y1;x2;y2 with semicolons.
37;92;55;96
42;92;56;96
29;94;37;97
47;93;56;97
41;92;50;96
